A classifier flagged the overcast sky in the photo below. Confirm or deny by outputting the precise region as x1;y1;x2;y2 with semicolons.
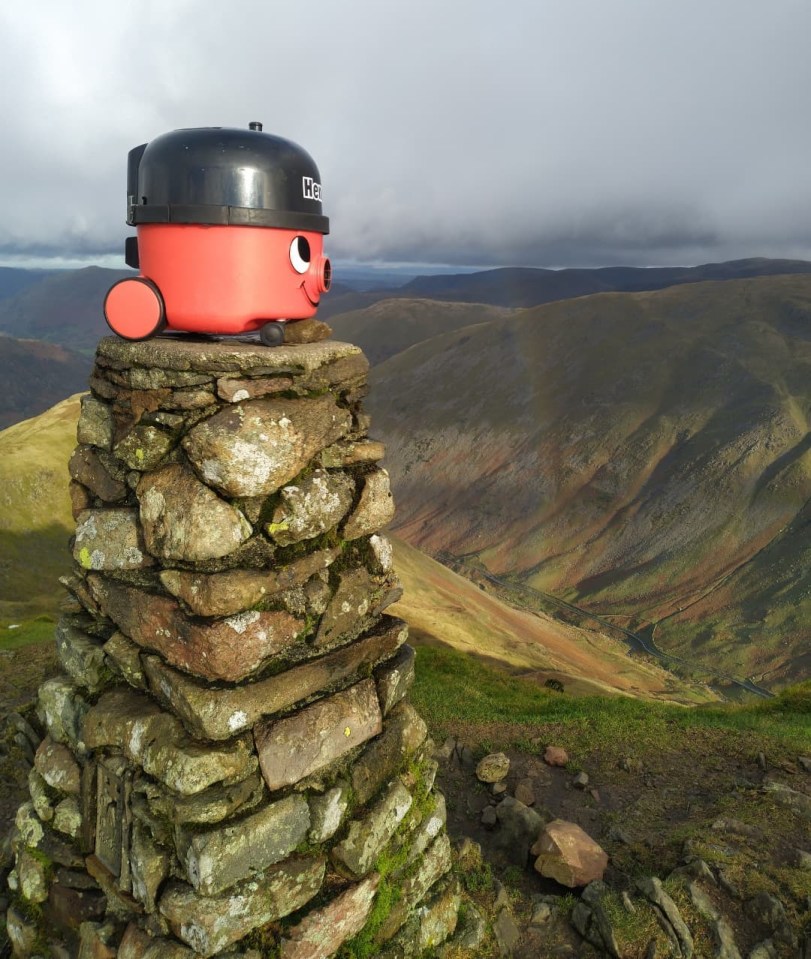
2;0;811;270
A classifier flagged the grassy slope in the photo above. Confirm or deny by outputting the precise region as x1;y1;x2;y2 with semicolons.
0;394;79;621
368;275;811;686
390;537;714;704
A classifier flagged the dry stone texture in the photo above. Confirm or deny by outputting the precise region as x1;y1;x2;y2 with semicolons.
532;818;609;887
182;396;352;497
7;335;457;959
138;463;253;561
255;679;383;791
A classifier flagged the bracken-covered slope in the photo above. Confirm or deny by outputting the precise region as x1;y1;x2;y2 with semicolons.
368;275;811;687
0;266;130;354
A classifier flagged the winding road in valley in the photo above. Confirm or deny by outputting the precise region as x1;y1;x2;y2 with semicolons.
451;560;774;700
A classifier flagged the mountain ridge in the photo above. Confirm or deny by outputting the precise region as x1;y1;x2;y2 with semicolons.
367;274;811;687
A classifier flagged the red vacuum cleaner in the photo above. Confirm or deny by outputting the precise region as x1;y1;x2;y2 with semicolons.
104;122;331;346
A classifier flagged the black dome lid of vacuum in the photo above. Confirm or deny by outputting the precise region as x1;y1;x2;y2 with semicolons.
127;123;329;233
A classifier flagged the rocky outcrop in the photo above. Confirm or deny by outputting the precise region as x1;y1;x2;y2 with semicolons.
5;336;457;958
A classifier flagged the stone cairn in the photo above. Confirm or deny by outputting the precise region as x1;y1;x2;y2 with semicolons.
7;336;459;958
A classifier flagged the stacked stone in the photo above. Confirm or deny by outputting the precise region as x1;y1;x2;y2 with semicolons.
6;336;459;958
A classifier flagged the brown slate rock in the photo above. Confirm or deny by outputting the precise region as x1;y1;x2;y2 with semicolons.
303;352;369;392
319;439;386;468
159;387;216;410
283;316;333;344
376;833;453;943
332;781;413;878
314;566;378;648
255;679;382;791
69;479;93;520
144;615;408;740
88;574;302;682
96;334;362;375
73;508;153;571
34;736;81;795
159;547;340;617
114;424;176;471
6;906;38;958
374;643;416;716
137;463;252;562
104;365;212;389
217;375;295;402
69;445;127;502
130;819;171;912
103;631;148;689
37;678;90;754
308;783;351;843
55;619;111;693
280;873;380;959
544;745;569;767
77;394;114;450
342;467;395;540
515;778;536;806
177;794;310;895
159;855;326;957
46;882;105;931
182;396;352;498
267;469;355;545
410;876;461;955
76;921;118;958
144;770;265;826
118;923;197;958
531;819;608;888
476;752;510;783
351;700;428;806
82;688;256;795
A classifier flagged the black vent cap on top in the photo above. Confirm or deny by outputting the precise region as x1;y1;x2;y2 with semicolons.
127;124;329;234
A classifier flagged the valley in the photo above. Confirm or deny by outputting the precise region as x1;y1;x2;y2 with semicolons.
0;260;808;692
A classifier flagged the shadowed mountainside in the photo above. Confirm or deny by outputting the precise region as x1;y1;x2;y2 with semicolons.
0;267;59;301
0;335;91;429
368;274;811;688
0;266;130;354
328;298;513;365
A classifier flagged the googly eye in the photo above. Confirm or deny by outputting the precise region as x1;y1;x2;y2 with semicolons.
289;236;311;274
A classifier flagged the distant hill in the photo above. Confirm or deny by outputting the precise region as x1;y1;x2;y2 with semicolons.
396;257;811;307
0;267;59;302
328;298;513;365
0;335;91;429
5;259;811;354
0;266;130;354
368;274;811;688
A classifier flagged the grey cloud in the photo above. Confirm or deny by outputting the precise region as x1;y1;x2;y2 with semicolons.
2;0;811;269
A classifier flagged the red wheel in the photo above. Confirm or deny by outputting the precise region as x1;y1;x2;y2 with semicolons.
104;277;166;341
